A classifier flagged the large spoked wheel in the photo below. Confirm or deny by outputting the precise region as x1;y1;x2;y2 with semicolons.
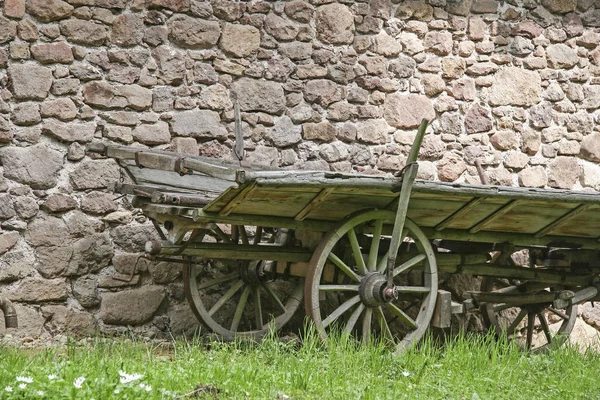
305;210;438;353
183;225;304;341
481;277;577;353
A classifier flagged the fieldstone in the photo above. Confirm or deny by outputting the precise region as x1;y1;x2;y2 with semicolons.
0;250;35;283
468;17;486;41
383;94;435;129
40;98;77;121
264;12;298;41
303;122;336;142
0;232;19;255
581;86;600;109
68;142;86;161
279;42;312;60
580;133;600;162
102;211;133;225
59;19;107;45
80;191;117;215
398;32;424;55
117;85;153;111
373;31;402;57
504;151;529;169
52;78;80;96
168;14;220;48
4;277;68;302
396;1;433;20
548;157;578;189
316;3;354;45
144;25;167;46
389;55;416;78
148;261;181;284
285;0;314;23
7;304;44;336
541;0;576;13
69;159;120;190
488;67;542;106
546;44;579;69
580;163;600;190
170;137;198;156
465;104;492;134
529;103;553;129
521;128;541;155
0;144;63;190
490;131;519;150
42;193;77;213
25;216;69;249
448;77;476;101
111;224;160;253
421;75;445;97
171;109;227;139
111;13;144;47
193;63;218;84
230;78;286;114
17;18;37;41
4;0;26;18
14;197;39;219
82;81;120;109
424;31;453;55
11;102;41;126
95;0;128;8
356;119;389;144
541;126;566;144
0;194;15;220
31;42;73;64
220;23;260;58
303;79;342;107
100;286;165;325
8;64;53;100
212;1;245;21
42;120;95;143
27;0;73;22
198;84;232;110
0;15;17;44
438;153;466;182
438;112;463;135
148;0;190;12
132;121;170;145
168;304;200;336
518;166;547;188
98;274;140;288
267;116;302;147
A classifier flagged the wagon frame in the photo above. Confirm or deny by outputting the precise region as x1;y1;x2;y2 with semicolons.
88;120;600;353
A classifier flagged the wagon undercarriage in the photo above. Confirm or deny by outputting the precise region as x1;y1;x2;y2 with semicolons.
88;120;600;353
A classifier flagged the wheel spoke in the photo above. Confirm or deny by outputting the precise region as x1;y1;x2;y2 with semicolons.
253;226;263;245
538;312;552;345
526;313;535;350
208;280;245;316
230;286;251;331
213;225;232;243
253;287;263;329
197;272;239;290
547;307;570;321
367;219;384;272
319;284;360;292
375;306;393;341
387;302;417;330
238;225;249;245
396;286;430;294
343;304;365;335
376;249;390;273
328;253;361;282
322;295;361;328
493;303;514;313
262;283;286;313
391;254;427;277
231;225;240;243
506;309;528;334
362;307;373;344
347;228;367;275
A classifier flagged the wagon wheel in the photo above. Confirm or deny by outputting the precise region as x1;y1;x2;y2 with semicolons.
305;210;438;353
183;225;304;341
480;277;577;353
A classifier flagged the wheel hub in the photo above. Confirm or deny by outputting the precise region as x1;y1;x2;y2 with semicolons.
238;261;265;285
359;272;397;307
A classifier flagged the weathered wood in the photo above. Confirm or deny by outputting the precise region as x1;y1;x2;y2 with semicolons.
219;182;257;216
432;290;451;329
434;197;486;231
294;188;334;221
553;286;598;308
129;164;236;193
407;119;429;164
468;199;523;233
534;204;593;238
469;290;572;305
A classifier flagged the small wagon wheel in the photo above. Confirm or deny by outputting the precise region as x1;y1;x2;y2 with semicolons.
480;277;577;353
183;224;304;341
305;210;438;353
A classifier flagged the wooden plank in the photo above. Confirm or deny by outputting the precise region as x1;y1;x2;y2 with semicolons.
294;188;334;221
435;197;486;231
468;199;523;233
475;203;577;235
230;188;322;218
218;182;257;216
534;204;593;238
127;164;236;193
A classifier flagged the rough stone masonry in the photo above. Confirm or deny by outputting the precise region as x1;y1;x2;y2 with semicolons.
1;0;600;339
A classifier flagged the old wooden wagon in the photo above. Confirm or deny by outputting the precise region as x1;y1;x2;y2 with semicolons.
88;120;600;353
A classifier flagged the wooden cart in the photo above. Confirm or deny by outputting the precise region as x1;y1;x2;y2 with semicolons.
88;121;600;353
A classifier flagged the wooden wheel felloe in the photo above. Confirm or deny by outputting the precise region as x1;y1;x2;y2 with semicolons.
480;277;577;353
305;210;438;353
183;225;303;341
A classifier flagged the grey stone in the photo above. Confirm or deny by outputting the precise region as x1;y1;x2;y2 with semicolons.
518;166;547;188
383;94;435;129
279;42;313;60
303;79;342;107
303;122;336;142
529;103;553;129
148;261;182;284
27;0;73;22
59;19;108;45
267;116;302;147
102;211;133;225
81;191;117;215
4;277;68;302
437;153;467;182
465;104;492;134
69;159;120;190
489;67;542;106
264;12;298;41
356;119;389;144
40;98;77;121
99;285;165;325
52;78;80;96
111;224;160;252
193;63;219;84
546;44;579;69
68;142;86;161
132;121;171;145
424;31;453;55
110;13;144;47
198;84;232;110
153;45;185;85
31;42;73;64
389;55;417;78
315;3;354;44
104;125;133;144
117;85;152;111
11;102;41;126
541;0;576;13
580;133;600;162
171;110;227;139
230;78;286;114
220;23;260;58
0;250;35;283
42;193;77;213
0;194;15;220
0;232;19;255
581;86;600;109
8;63;53;100
548;156;578;189
13;196;39;219
168;14;220;48
42;120;95;143
0;144;63;189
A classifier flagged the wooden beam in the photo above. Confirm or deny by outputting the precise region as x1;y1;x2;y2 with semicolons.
218;182;257;216
468;199;523;233
534;204;592;238
294;188;334;221
434;197;486;231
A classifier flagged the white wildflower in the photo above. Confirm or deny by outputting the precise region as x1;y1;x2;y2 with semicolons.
5;386;12;392
402;371;410;377
113;389;121;395
16;376;33;383
47;374;58;381
19;383;27;389
73;376;85;389
139;383;152;392
37;391;44;396
118;370;143;384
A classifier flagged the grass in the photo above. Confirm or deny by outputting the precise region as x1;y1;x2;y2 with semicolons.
1;328;599;399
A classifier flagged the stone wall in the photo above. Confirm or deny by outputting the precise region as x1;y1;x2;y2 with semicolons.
0;0;600;339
